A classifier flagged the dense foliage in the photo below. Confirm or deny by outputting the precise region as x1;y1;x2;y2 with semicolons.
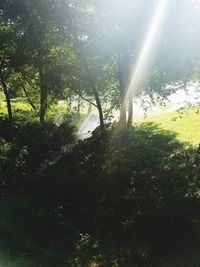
0;122;200;266
1;0;200;130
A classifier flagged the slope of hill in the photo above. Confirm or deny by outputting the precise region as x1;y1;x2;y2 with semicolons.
140;105;200;145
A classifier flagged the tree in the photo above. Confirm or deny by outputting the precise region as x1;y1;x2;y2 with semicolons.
0;0;72;123
0;3;20;119
1;0;200;130
81;0;200;130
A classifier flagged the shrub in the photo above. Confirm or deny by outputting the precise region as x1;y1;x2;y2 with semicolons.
0;117;76;196
1;123;200;266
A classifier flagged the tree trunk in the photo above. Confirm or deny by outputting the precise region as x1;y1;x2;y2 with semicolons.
39;67;47;124
117;52;127;129
127;96;133;128
119;99;127;129
83;68;105;135
83;64;105;136
20;80;36;110
72;34;105;137
77;96;81;114
118;49;131;130
79;59;105;135
93;88;105;134
0;69;13;119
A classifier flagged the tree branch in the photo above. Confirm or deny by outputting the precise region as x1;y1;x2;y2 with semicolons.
72;88;97;108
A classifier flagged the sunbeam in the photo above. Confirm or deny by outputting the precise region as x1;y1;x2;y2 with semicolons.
126;0;170;100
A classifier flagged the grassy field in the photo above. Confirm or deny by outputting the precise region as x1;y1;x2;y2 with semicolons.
140;105;200;146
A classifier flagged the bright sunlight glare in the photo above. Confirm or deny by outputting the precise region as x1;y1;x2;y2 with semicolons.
126;0;170;100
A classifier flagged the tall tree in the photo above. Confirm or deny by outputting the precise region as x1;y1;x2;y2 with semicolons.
1;0;70;123
0;4;20;119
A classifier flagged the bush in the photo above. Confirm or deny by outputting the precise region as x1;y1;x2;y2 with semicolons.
0;123;200;266
0;117;76;197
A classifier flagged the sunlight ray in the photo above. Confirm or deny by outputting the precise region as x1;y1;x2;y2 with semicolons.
126;0;170;100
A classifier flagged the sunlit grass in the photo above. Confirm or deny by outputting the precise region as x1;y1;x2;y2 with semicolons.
140;105;200;145
0;101;32;115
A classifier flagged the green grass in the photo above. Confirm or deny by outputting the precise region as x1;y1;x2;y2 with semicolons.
140;105;200;146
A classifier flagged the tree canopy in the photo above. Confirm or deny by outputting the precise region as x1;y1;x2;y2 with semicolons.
1;0;200;131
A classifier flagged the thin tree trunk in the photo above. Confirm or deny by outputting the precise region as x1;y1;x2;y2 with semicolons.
83;64;105;136
0;69;12;119
119;100;127;129
77;96;81;114
72;35;105;136
127;96;133;128
39;67;47;124
117;50;131;130
93;88;105;134
19;79;36;110
117;53;127;129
